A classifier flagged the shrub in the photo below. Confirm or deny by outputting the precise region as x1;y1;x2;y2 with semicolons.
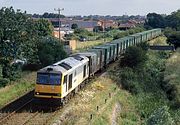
113;32;129;40
147;106;175;125
137;42;150;51
0;78;10;87
119;67;140;94
120;46;148;68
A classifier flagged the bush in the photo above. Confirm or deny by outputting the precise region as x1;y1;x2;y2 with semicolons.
147;106;175;125
113;32;129;40
120;46;148;68
137;42;150;51
119;68;140;94
0;78;10;87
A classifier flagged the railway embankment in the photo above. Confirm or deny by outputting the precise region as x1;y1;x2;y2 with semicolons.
0;72;36;108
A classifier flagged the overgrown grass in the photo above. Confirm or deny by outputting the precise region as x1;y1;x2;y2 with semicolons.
163;48;180;123
0;71;36;108
149;36;168;45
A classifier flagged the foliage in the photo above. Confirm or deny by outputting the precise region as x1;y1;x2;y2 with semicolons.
147;106;174;125
164;28;180;48
0;7;62;85
34;19;53;36
0;78;10;88
93;26;103;32
71;23;78;29
32;12;65;18
137;42;150;51
120;46;148;68
119;67;140;94
113;27;144;40
163;49;180;108
145;10;180;47
37;36;67;67
166;10;180;30
113;31;129;40
145;13;166;29
0;7;39;78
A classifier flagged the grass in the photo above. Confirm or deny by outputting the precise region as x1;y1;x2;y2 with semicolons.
164;48;180;123
149;36;168;45
0;71;36;108
51;63;141;125
74;38;112;52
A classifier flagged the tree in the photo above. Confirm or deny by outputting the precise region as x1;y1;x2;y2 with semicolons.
34;19;53;36
37;36;67;67
0;7;39;78
71;23;78;29
93;26;103;32
165;10;180;30
145;13;165;29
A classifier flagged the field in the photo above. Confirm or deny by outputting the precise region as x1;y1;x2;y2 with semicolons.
74;38;112;52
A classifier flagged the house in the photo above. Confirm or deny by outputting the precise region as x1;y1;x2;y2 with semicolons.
49;18;99;31
118;23;136;30
53;27;74;39
98;20;117;29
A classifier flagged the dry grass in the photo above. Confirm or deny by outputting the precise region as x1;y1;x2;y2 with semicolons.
74;38;112;53
149;36;168;45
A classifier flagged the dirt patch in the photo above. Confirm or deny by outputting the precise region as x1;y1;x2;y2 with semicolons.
111;102;121;125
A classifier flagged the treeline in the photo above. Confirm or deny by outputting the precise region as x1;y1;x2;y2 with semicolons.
32;12;65;18
145;10;180;48
0;7;67;87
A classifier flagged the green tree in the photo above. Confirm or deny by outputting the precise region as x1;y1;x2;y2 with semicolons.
38;36;67;67
71;23;78;29
0;7;39;78
93;26;103;32
145;13;165;29
166;10;180;30
34;19;53;36
164;28;180;48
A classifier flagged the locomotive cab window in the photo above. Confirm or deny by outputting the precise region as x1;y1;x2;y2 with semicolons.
37;73;61;85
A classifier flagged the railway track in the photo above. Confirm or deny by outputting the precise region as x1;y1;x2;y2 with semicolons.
0;99;33;123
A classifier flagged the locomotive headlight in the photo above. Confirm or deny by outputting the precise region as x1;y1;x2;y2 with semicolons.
36;92;39;95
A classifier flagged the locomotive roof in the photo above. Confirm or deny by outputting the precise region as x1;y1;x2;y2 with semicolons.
38;55;89;74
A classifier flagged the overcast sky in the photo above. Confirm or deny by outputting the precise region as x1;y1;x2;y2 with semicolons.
0;0;180;16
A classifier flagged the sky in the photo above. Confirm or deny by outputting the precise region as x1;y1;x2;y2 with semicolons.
0;0;180;16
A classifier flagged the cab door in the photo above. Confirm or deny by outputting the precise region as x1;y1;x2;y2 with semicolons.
63;75;68;94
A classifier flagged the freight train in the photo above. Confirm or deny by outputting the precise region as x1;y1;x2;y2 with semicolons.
34;29;162;104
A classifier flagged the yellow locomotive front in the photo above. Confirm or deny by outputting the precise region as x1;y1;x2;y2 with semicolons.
34;71;62;99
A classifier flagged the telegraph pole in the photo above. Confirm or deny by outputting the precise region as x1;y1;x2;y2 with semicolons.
54;8;64;43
